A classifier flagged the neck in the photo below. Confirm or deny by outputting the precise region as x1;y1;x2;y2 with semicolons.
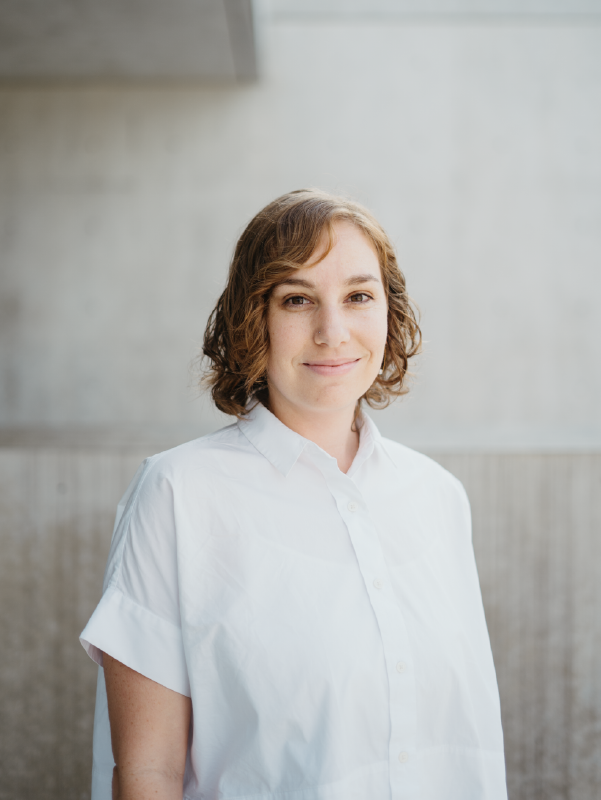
266;395;360;474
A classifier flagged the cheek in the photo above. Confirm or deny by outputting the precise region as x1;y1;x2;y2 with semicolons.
362;310;389;359
266;310;303;373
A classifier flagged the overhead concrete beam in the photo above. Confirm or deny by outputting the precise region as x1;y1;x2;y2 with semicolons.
0;0;257;82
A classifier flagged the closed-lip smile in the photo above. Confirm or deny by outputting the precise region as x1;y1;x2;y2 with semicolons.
302;358;361;376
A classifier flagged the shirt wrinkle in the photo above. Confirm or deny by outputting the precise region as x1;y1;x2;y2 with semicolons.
103;454;162;592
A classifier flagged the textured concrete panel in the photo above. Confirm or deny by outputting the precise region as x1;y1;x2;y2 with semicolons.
1;448;600;799
0;447;148;799
434;453;601;800
0;0;256;80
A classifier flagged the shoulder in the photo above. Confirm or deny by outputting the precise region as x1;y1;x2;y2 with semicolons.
109;422;249;548
379;436;469;509
380;436;461;487
374;437;472;547
133;422;252;492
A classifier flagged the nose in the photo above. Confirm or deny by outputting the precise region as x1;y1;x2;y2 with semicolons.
314;304;350;348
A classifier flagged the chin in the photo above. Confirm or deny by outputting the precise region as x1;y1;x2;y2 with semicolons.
303;388;366;413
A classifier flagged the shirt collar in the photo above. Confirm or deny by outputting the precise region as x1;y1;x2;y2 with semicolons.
237;401;384;478
237;402;309;477
346;411;378;477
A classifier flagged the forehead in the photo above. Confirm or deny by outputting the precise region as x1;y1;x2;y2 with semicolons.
309;220;379;263
290;220;382;282
269;220;385;295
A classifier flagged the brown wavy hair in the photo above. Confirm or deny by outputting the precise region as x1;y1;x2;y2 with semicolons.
201;189;421;418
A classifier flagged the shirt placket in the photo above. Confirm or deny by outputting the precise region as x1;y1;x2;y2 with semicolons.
315;458;419;800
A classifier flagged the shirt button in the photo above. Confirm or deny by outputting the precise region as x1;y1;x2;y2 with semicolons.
347;501;358;512
373;577;384;589
398;751;409;764
396;661;407;673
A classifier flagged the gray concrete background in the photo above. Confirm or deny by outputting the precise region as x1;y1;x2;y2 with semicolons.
1;3;601;799
1;4;601;449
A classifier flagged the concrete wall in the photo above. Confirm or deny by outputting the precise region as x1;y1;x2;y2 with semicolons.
1;5;600;448
0;0;257;81
1;4;601;799
1;448;600;799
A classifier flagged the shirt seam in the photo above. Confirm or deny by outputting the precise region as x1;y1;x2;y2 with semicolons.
106;583;185;635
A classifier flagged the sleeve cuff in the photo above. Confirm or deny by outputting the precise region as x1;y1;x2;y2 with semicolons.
80;585;190;697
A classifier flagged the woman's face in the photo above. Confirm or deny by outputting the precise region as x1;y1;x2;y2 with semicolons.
266;221;388;421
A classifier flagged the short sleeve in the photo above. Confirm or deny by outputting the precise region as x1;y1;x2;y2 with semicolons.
80;455;190;697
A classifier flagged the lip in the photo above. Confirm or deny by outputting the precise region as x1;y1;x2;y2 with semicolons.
302;358;361;376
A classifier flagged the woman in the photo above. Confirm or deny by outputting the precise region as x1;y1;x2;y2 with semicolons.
81;189;507;800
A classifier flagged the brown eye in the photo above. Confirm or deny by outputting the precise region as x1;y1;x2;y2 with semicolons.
349;292;370;303
285;296;309;306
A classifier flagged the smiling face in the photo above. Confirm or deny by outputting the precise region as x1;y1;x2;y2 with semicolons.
266;221;389;423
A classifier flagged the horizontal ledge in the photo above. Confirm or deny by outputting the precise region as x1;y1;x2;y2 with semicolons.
376;426;601;454
270;12;601;26
1;425;601;455
0;426;209;451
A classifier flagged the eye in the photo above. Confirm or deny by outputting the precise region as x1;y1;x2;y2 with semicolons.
284;295;311;306
348;292;372;303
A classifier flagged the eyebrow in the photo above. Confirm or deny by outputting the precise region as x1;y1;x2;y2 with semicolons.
276;273;381;290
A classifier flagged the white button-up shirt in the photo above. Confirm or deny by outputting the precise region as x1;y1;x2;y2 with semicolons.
81;403;507;800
